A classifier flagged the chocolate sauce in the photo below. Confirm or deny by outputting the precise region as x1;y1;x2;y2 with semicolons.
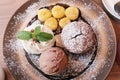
25;3;98;80
25;45;97;80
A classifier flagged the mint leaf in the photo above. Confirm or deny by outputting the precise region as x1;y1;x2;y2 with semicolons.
32;26;41;38
36;32;53;42
17;31;32;40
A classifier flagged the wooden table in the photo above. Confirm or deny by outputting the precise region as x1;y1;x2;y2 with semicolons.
0;0;120;80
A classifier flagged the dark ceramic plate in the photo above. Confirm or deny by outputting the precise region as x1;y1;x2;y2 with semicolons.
3;0;116;80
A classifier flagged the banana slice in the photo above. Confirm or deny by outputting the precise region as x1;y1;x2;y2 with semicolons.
59;17;70;28
44;17;58;31
38;8;52;22
21;21;55;54
65;7;79;20
54;34;64;47
52;5;65;18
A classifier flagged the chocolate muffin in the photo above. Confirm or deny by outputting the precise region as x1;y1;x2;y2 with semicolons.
61;21;96;54
39;47;68;75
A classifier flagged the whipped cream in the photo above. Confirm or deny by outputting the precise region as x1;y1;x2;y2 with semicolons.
21;20;55;54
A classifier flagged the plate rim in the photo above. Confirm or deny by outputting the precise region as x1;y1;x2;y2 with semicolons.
3;0;117;80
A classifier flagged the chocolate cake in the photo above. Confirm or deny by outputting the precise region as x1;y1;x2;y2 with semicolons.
61;21;96;54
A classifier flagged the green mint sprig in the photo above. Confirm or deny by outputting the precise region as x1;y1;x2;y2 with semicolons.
16;26;53;42
32;26;41;38
17;31;32;40
36;32;53;42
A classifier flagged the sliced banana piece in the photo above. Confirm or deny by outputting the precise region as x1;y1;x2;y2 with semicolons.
38;8;52;22
59;17;71;28
52;5;65;18
54;34;64;47
65;6;79;20
44;17;58;31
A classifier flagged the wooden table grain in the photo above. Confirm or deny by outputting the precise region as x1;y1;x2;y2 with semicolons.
0;0;120;80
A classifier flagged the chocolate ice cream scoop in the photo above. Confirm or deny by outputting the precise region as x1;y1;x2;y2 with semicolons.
39;47;68;75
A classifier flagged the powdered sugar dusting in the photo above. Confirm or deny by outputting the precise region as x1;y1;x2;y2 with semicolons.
73;9;114;80
61;21;96;54
26;3;38;14
13;13;26;25
91;12;106;29
3;0;116;80
84;2;96;10
4;39;22;53
13;2;39;26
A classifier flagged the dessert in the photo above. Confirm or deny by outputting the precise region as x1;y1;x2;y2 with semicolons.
65;7;79;20
37;6;79;31
61;21;96;54
52;5;65;18
3;0;116;80
44;17;58;31
59;17;70;28
16;2;97;80
17;21;55;54
54;34;64;47
39;47;68;75
38;8;52;22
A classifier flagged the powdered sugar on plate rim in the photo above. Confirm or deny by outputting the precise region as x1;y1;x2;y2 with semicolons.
3;0;116;80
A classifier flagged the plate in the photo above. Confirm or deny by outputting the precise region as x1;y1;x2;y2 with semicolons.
3;0;116;80
102;0;120;22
